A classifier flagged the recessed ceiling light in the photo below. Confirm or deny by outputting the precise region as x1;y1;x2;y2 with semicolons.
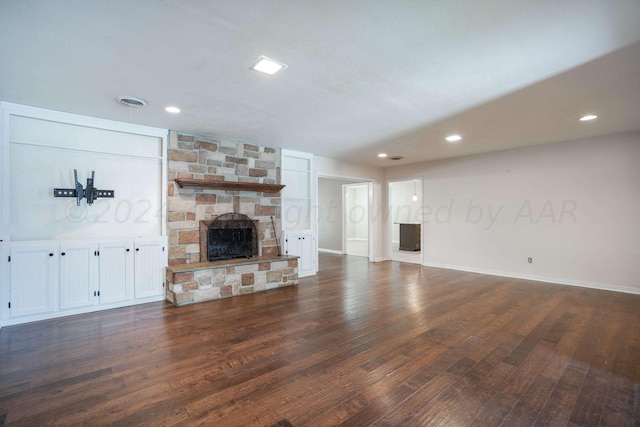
377;153;387;158
446;134;462;142
579;114;598;121
250;56;287;76
165;106;181;114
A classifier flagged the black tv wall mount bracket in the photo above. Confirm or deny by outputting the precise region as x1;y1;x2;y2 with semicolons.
53;169;115;206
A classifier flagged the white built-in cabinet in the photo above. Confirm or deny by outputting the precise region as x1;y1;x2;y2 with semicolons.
0;102;168;326
8;238;165;322
284;230;315;278
281;150;317;277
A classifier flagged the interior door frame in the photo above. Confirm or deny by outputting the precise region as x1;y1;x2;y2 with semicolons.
342;182;370;258
317;174;376;263
387;177;424;265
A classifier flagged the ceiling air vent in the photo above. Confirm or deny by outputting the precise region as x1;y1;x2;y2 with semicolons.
389;156;404;161
116;96;148;107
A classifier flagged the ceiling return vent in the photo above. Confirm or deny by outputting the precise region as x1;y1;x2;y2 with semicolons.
116;96;148;107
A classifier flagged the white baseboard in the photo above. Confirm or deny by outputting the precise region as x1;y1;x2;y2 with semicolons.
299;270;317;278
422;262;640;295
318;248;344;255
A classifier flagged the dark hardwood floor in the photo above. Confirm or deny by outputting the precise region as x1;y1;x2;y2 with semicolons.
1;254;638;426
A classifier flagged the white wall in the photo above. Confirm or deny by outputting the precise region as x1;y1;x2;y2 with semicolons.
315;156;385;261
1;103;166;241
345;184;368;240
385;131;640;294
317;177;354;251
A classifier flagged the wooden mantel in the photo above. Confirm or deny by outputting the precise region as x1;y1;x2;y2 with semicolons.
175;178;285;193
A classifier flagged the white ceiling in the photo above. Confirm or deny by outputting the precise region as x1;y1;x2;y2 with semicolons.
1;0;640;167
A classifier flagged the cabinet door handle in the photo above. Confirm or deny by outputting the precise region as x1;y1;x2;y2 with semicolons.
61;252;66;256
49;253;54;257
136;248;140;252
126;248;130;252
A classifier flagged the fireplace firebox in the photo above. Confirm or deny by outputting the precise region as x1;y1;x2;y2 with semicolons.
203;213;258;261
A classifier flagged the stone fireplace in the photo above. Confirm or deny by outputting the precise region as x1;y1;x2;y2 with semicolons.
164;131;298;306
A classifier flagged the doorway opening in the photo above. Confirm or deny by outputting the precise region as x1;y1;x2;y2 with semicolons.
388;179;422;264
343;183;369;258
317;177;373;261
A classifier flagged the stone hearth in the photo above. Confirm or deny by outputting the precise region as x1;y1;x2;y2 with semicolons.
166;256;298;305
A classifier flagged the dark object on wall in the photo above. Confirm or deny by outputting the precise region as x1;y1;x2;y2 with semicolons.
399;223;421;251
53;169;115;206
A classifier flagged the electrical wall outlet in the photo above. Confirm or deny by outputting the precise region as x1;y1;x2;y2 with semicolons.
528;257;532;263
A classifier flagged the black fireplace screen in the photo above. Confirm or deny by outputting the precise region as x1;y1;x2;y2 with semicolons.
207;213;258;261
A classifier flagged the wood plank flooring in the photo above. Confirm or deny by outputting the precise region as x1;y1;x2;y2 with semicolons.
1;254;638;426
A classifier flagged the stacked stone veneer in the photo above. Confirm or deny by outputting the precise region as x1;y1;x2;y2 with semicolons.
166;257;299;305
166;130;297;305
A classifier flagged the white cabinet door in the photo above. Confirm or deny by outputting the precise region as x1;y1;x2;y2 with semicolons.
59;243;97;310
134;240;164;299
9;244;57;317
298;231;315;275
99;242;134;304
285;231;299;256
285;230;315;277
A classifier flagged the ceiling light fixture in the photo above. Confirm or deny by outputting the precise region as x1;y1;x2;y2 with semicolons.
165;106;181;114
412;180;418;202
579;114;598;121
446;134;462;142
116;96;147;108
377;153;387;158
250;55;287;76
